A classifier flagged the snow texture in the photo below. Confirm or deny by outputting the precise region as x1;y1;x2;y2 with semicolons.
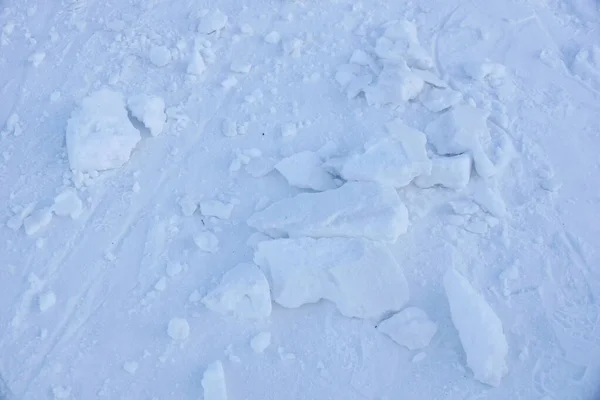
202;360;228;400
274;151;338;191
65;89;141;172
254;237;409;319
202;263;272;319
443;268;508;387
127;94;166;136
377;307;438;350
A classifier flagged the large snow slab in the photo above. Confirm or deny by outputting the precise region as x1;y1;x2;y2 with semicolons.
254;237;410;319
202;263;272;319
66;88;141;172
247;182;409;242
443;268;509;387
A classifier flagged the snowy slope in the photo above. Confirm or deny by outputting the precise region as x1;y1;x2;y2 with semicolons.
1;0;600;399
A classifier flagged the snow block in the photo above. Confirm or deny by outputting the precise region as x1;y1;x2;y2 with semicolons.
247;182;409;243
254;237;410;320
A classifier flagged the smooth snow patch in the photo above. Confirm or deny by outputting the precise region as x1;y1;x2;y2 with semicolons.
202;360;228;400
202;263;272;319
38;291;56;312
52;189;83;219
198;10;228;34
248;182;409;243
250;332;271;353
127;94;166;136
66;89;141;172
194;231;219;253
444;268;508;387
23;208;53;235
254;237;409;319
275;151;338;191
167;317;190;341
377;307;438;350
326;119;431;188
413;154;472;190
200;199;234;220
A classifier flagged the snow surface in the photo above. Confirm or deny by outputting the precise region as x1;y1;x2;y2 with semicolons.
1;0;599;399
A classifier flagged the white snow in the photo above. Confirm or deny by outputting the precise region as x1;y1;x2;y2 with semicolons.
52;189;83;219
38;291;57;312
425;105;496;179
197;10;228;34
148;45;171;67
247;182;409;243
250;332;271;353
200;200;234;220
254;237;409;319
202;262;272;319
443;268;508;387
274;151;337;191
264;31;281;44
202;360;228;400
413;154;472;190
194;231;220;253
127;94;167;137
167;317;190;341
326;119;431;188
65;89;141;172
23;207;53;235
377;307;438;350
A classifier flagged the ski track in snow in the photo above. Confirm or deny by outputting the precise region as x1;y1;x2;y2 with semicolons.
1;0;600;399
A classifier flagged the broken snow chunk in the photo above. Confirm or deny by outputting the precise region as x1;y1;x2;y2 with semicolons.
187;51;207;76
413;154;472;189
419;87;462;112
123;361;139;375
52;189;83;219
275;151;337;191
200;199;234;220
365;64;424;106
254;237;409;320
148;45;171;67
377;307;438;350
167;317;190;341
425;105;495;179
29;51;46;67
283;38;303;57
335;63;362;87
23;208;53;235
463;62;507;81
251;332;271;353
380;20;434;70
202;262;272;319
264;31;281;44
38;291;57;312
202;360;228;400
346;74;373;99
222;118;238;137
221;76;238;89
127;94;166;136
350;49;377;69
194;231;220;253
179;195;199;216
198;10;228;34
248;182;409;242
154;277;167;291
166;261;184;277
326;120;430;188
230;60;252;74
6;202;36;231
66;89;141;172
444;268;508;387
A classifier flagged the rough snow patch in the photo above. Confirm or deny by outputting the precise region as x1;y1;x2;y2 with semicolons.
198;10;228;34
413;154;472;190
167;317;190;341
202;360;228;400
194;231;219;253
127;94;166;136
443;268;508;387
66;89;141;172
202;263;272;319
254;237;409;319
52;189;83;219
377;307;438;350
326;120;431;188
275;151;338;191
200;200;234;220
250;332;271;353
247;182;409;243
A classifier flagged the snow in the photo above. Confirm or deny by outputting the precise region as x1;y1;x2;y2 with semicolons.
167;317;190;341
377;307;438;350
194;231;220;253
250;332;271;353
264;31;281;44
127;94;167;137
274;151;337;191
123;361;139;375
202;262;272;319
148;45;171;67
200;199;234;220
52;189;83;219
443;268;508;387
38;291;56;312
23;207;53;235
248;182;409;243
187;51;207;76
65;88;141;172
413;154;472;190
197;10;228;34
202;360;228;400
254;237;409;319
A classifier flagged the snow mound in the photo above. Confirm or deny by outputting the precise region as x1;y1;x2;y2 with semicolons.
413;154;472;190
274;151;338;191
443;268;508;387
202;263;272;319
254;237;409;320
425;105;496;179
247;182;409;243
167;317;190;341
202;360;228;400
326;119;431;188
377;307;438;350
66;89;141;172
127;94;166;136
